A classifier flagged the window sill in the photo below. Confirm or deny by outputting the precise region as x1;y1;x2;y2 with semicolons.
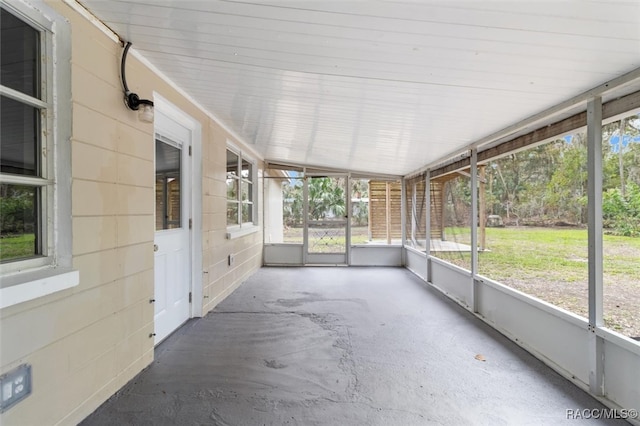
0;267;80;309
226;225;260;240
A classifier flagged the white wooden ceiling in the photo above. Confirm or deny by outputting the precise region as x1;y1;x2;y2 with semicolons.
78;0;640;176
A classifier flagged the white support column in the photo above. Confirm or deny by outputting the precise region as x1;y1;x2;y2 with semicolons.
346;174;352;265
411;180;417;245
470;149;479;274
425;170;432;282
302;172;309;265
587;96;604;396
401;178;407;265
470;149;479;312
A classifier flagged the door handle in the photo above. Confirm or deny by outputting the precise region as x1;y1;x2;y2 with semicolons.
154;244;159;252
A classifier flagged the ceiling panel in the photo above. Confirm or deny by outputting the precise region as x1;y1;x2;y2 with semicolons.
79;0;640;175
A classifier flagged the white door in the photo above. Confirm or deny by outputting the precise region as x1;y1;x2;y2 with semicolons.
305;175;349;264
154;111;191;344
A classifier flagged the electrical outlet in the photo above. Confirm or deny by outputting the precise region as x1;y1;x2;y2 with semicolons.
0;364;31;413
228;254;235;266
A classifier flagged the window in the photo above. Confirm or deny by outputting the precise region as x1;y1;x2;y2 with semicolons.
1;6;45;264
0;1;74;307
155;138;182;230
226;147;257;234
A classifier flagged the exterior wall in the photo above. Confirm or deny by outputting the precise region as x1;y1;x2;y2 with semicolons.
201;123;263;314
264;178;284;244
0;2;262;425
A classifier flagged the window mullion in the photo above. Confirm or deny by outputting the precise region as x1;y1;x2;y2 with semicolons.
237;155;242;225
0;86;49;109
0;175;52;186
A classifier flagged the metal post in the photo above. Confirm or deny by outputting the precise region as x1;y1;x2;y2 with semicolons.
587;96;604;395
346;174;351;265
386;182;391;245
479;165;487;251
302;171;309;265
440;183;447;241
411;180;417;245
470;149;479;313
618;118;626;197
400;178;407;265
425;170;432;282
471;149;478;275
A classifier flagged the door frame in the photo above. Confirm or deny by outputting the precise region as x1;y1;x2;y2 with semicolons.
303;173;351;265
154;93;203;318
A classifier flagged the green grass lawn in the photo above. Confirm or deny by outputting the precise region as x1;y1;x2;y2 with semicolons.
479;227;639;279
0;234;36;261
435;226;640;337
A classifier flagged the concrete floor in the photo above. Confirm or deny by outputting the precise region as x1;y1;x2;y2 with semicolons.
82;267;625;425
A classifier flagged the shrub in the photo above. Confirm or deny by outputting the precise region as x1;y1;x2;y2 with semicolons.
603;183;640;237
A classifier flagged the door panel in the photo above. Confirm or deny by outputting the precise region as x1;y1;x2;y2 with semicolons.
154;115;191;345
305;176;348;264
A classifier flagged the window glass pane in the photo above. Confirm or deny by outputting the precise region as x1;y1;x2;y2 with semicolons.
227;202;238;225
241;181;253;202
226;178;237;200
241;159;252;180
1;9;39;98
242;202;253;224
155;140;181;230
226;150;238;178
1;95;39;176
0;184;39;261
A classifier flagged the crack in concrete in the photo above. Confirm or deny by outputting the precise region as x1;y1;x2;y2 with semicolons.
209;310;302;315
209;407;233;426
269;296;369;310
309;397;427;419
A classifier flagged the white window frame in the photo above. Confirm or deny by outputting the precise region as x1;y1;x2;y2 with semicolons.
226;143;259;239
0;0;77;309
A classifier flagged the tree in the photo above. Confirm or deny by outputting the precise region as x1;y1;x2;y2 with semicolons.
0;185;36;235
308;177;345;220
544;134;588;224
282;179;303;226
282;177;347;225
350;179;369;226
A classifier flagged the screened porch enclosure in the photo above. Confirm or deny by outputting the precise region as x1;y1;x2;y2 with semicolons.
264;171;403;266
3;1;640;424
262;92;640;419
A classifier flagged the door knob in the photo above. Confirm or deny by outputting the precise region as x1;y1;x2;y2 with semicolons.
154;244;159;252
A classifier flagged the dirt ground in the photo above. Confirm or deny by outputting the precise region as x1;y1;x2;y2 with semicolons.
506;276;640;339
